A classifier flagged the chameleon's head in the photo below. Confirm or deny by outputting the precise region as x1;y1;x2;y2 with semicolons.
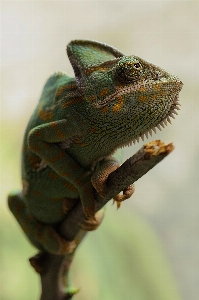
67;40;183;151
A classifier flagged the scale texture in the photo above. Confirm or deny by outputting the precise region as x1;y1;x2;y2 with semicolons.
8;40;183;254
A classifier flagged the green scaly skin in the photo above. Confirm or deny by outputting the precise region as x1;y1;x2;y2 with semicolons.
8;40;183;255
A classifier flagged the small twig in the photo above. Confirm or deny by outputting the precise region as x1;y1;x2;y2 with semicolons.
29;140;174;300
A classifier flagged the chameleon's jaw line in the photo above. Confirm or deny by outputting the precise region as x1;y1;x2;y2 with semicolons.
92;78;182;109
119;93;181;149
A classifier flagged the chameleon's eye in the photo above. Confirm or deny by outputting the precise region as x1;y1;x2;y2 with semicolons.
133;62;142;69
116;58;142;82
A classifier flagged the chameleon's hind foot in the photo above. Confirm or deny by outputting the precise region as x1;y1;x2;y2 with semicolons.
81;208;104;231
113;184;135;208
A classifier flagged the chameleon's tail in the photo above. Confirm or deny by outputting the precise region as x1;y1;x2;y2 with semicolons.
8;191;43;250
7;191;75;254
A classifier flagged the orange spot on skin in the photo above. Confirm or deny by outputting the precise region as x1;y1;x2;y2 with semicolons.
48;171;59;180
49;152;65;163
139;95;147;102
158;91;164;96
112;96;124;113
63;181;77;192
70;83;77;89
73;137;81;144
150;94;156;100
28;154;41;170
43;143;51;149
50;122;57;128
99;88;109;98
62;171;72;177
35;130;41;136
85;66;107;75
38;108;54;121
100;106;108;113
37;101;54;121
57;130;64;139
88;127;97;133
87;95;96;102
62;101;70;109
56;85;65;97
62;97;83;109
154;84;160;90
72;137;85;147
139;86;146;92
56;83;77;97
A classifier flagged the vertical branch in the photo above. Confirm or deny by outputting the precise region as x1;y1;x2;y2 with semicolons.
30;230;88;300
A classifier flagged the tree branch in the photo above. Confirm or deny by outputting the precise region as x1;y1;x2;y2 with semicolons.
29;140;174;300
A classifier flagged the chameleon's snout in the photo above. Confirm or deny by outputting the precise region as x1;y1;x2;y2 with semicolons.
174;76;183;89
176;79;183;91
179;81;183;91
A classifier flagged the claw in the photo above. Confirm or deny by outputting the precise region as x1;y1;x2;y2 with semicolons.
113;199;122;209
81;209;105;231
113;184;135;209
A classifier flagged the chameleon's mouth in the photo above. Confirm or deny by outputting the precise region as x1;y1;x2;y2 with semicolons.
119;93;181;148
91;77;183;155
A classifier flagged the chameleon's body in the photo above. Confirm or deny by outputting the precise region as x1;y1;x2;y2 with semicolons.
8;40;182;254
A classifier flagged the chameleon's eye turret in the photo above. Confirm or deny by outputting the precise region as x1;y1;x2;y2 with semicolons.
115;57;143;82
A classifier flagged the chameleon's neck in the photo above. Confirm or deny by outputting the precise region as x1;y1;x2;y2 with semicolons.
58;78;130;169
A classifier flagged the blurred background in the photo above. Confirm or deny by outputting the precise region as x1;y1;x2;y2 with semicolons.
1;1;198;299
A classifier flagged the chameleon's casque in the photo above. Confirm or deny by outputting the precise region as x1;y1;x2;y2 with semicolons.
8;40;183;254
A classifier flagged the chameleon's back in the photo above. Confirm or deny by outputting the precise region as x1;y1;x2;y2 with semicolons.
21;72;76;176
26;72;73;130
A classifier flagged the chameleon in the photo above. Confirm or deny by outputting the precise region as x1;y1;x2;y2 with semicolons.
8;40;183;255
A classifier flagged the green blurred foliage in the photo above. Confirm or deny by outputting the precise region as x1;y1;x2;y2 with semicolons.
72;208;182;300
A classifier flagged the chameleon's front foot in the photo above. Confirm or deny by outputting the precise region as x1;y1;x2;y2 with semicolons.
113;184;135;208
91;161;120;198
91;160;135;208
